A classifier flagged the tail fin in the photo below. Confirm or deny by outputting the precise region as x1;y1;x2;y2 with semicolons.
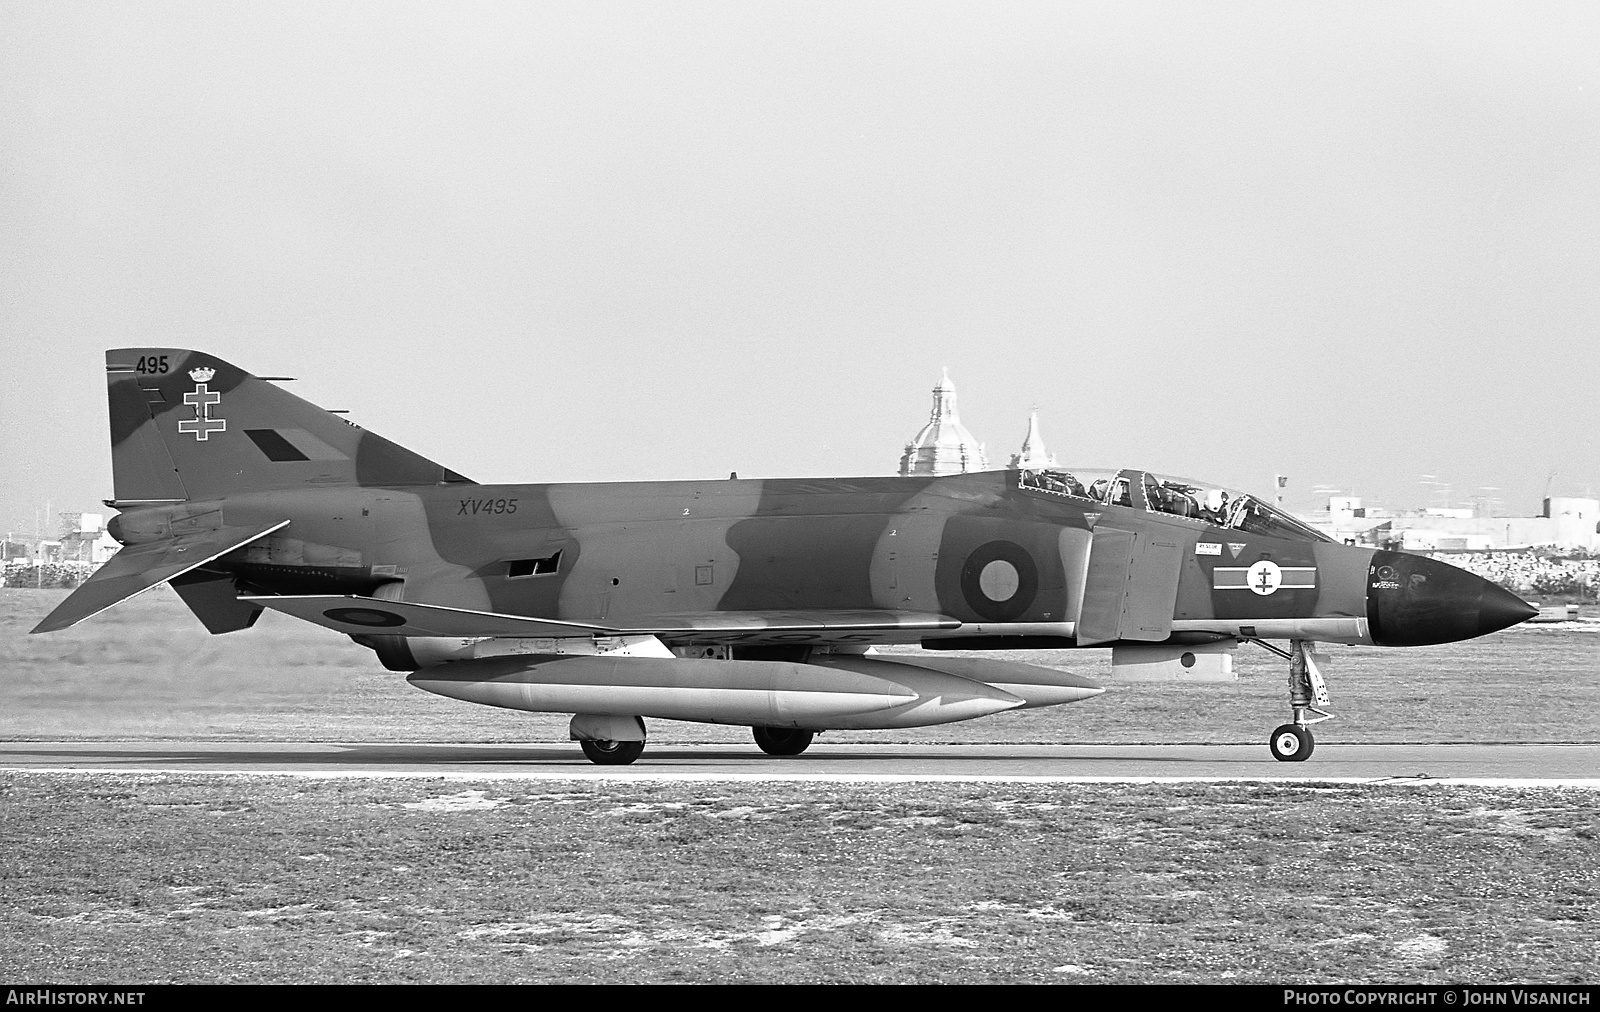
106;348;471;503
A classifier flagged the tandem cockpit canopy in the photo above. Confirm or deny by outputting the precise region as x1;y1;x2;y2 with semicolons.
1018;467;1332;542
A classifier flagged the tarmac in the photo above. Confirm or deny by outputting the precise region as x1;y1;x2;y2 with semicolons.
2;740;1597;785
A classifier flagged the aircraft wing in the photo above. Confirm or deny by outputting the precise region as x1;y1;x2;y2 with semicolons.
242;595;626;638
30;520;291;634
645;610;960;644
241;595;959;643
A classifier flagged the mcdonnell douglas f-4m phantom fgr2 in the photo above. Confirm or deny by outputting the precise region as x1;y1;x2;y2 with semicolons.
35;350;1538;763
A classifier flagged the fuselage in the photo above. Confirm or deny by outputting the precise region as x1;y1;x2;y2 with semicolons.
107;468;1533;652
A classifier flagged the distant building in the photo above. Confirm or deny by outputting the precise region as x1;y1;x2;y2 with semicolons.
3;513;120;569
1316;496;1599;551
1008;411;1057;471
52;513;120;564
1546;497;1599;550
899;369;988;476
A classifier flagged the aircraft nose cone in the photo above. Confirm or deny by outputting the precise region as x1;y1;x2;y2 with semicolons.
1367;551;1538;647
1476;581;1540;637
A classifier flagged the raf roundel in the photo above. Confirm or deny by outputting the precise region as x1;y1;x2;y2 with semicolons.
324;607;407;628
959;540;1039;621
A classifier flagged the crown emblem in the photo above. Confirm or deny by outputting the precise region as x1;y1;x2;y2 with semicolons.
188;367;216;383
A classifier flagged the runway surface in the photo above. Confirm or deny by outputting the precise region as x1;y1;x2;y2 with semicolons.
2;740;1597;784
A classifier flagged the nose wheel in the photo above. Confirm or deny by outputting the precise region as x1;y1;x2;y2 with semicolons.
1245;637;1334;763
1269;723;1314;762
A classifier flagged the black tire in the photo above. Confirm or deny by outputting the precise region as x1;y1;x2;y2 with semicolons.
752;726;814;756
580;739;645;765
1269;723;1314;762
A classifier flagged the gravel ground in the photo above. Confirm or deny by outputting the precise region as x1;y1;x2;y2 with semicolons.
2;775;1596;984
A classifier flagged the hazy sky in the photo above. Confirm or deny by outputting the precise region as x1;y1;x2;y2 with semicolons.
3;1;1597;537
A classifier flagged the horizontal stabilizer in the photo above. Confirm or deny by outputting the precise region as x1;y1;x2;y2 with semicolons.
30;520;290;634
242;595;625;638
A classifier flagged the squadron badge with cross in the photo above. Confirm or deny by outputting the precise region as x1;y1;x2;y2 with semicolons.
1213;560;1317;595
177;366;227;441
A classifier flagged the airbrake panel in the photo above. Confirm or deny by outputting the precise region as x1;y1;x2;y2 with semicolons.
1074;527;1183;645
1076;528;1134;645
1122;533;1182;641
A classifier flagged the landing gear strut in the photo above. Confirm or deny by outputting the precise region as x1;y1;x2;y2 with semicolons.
752;726;814;756
1247;638;1333;763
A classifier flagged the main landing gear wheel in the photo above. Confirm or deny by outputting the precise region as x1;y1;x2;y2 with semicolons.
580;739;645;765
752;726;814;756
1269;723;1314;762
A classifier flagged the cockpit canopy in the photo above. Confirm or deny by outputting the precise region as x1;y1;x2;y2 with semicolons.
1018;467;1332;542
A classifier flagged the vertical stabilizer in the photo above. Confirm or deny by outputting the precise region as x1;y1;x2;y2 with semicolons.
105;349;471;502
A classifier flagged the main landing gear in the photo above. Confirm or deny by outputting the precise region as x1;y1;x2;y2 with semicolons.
579;739;646;765
753;726;814;756
571;714;647;765
1246;638;1333;763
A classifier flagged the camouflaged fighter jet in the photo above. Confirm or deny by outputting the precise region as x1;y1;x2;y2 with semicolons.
34;349;1538;764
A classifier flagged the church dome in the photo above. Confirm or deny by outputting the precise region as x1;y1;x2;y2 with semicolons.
898;369;988;476
1008;410;1057;470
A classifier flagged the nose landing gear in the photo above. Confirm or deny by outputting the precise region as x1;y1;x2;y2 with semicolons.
1246;638;1334;763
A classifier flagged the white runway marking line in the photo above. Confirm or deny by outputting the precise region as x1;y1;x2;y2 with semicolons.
3;767;1600;787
